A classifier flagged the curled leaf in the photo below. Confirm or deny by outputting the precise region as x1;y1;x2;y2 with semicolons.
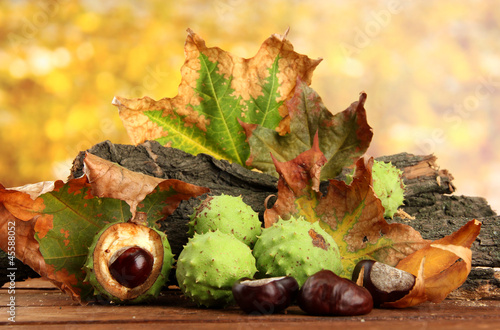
84;152;165;217
425;244;472;302
396;219;480;304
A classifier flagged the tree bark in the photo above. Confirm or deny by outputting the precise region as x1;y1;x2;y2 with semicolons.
2;140;498;300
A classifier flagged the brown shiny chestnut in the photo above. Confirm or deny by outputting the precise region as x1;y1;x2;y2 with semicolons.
297;270;373;316
232;276;299;314
352;260;415;307
108;246;154;289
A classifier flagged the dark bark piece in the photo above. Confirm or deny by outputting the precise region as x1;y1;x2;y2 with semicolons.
377;152;495;219
69;140;277;206
448;266;500;300
69;141;498;262
377;153;456;196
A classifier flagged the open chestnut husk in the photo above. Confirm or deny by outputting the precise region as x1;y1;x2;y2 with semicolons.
84;218;174;303
232;276;299;314
352;260;416;307
297;270;373;316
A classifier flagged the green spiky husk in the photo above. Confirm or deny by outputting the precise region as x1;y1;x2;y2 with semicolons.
83;222;174;304
252;217;342;287
372;160;405;218
188;194;262;247
345;160;406;218
176;230;257;308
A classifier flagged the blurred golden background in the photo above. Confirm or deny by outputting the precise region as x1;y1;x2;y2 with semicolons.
1;0;498;212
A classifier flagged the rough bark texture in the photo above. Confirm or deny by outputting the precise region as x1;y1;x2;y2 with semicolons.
3;140;498;300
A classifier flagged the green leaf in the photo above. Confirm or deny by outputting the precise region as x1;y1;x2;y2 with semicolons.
147;52;250;165
34;177;132;299
242;78;373;179
247;55;284;128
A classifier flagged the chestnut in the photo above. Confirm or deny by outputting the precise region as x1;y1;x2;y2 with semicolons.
232;276;299;314
352;260;415;307
108;246;154;289
297;270;373;316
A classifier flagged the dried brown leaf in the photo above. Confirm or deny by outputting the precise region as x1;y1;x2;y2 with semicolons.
396;219;481;304
84;152;165;217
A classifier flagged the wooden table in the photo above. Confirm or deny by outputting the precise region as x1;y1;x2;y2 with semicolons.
2;278;500;329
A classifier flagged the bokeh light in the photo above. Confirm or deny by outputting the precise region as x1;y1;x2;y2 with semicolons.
0;0;498;213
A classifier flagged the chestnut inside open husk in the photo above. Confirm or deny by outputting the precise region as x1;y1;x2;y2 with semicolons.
232;276;299;314
108;246;154;289
352;260;416;307
297;270;373;316
84;220;174;303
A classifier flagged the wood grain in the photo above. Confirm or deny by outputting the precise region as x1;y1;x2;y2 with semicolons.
1;278;500;328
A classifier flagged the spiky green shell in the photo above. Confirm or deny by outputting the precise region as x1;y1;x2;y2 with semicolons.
372;160;405;218
176;230;257;308
252;217;342;287
371;160;405;218
345;160;405;218
188;194;262;247
83;222;174;304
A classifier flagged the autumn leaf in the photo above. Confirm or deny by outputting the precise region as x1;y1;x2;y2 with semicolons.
0;185;56;292
8;181;55;199
137;179;210;228
381;220;480;308
33;177;132;301
0;154;209;302
264;136;428;277
113;28;321;166
0;179;105;301
241;78;373;179
382;258;428;308
84;152;167;217
395;219;480;304
264;141;482;306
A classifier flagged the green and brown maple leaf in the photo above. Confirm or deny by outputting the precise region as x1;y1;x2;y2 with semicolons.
113;29;321;167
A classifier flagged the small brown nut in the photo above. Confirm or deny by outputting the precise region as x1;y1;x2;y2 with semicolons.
352;260;415;307
108;246;154;289
297;270;373;316
232;276;299;314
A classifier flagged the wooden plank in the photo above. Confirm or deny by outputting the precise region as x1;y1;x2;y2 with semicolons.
2;279;500;329
6;277;58;289
3;300;500;325
4;320;500;330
